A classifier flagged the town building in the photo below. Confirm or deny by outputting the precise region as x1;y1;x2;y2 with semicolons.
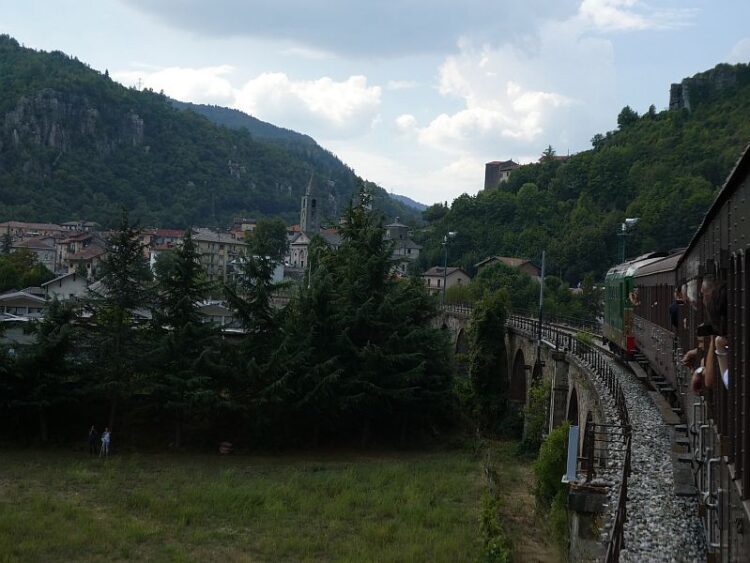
384;218;421;276
0;289;46;319
484;160;520;190
61;220;100;232
66;243;107;279
42;272;89;301
192;228;248;283
422;266;471;295
12;236;57;272
0;221;65;239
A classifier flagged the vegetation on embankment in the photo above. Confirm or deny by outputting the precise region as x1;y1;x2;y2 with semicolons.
419;62;750;284
0;446;559;563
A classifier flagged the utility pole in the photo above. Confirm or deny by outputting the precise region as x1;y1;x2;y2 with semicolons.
538;250;545;342
441;231;457;306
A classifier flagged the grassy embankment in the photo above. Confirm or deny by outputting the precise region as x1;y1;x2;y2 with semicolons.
0;445;558;562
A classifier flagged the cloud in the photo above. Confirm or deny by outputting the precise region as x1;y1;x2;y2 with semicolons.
113;65;382;137
118;0;581;57
394;114;418;133
387;80;419;91
112;65;235;105
578;0;695;32
234;73;381;135
728;38;750;64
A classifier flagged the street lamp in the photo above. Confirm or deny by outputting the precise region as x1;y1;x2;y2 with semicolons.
441;231;457;306
618;217;639;262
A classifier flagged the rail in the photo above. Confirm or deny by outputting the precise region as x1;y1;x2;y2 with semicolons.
505;313;632;562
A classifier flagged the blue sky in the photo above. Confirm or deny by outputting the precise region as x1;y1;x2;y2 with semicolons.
1;0;749;204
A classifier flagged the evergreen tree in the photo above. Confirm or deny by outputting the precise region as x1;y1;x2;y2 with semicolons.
13;299;78;442
84;210;153;430
283;189;454;444
1;229;11;255
153;230;220;446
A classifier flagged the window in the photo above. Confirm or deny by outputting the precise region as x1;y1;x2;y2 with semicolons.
437;279;441;287
427;279;431;286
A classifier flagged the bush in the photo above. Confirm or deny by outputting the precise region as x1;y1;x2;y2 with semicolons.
518;379;551;454
533;422;570;507
479;493;512;563
549;489;569;551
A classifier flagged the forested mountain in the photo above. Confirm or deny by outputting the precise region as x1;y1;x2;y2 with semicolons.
0;35;418;228
418;62;750;283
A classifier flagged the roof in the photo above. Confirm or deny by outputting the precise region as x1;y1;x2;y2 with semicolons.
192;229;246;245
0;221;64;231
68;245;106;261
678;143;750;269
42;272;83;287
474;256;538;271
606;252;668;279
152;243;176;251
155;228;184;238
423;266;469;278
287;224;302;233
633;252;683;278
13;236;55;251
0;290;46;304
486;160;519;170
319;232;342;247
59;232;93;244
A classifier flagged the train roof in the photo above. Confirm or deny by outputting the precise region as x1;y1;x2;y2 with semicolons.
605;252;668;279
678;143;750;268
633;252;683;278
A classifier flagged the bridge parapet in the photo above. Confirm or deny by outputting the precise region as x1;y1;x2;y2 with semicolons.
506;315;631;563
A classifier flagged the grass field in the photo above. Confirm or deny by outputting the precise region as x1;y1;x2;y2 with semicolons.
0;445;558;562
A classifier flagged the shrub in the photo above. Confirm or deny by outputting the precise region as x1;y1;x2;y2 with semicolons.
518;379;551;454
533;422;570;507
479;493;512;563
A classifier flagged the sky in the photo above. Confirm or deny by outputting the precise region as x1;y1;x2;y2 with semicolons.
2;0;749;205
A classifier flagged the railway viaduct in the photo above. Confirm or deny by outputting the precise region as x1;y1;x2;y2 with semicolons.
437;305;608;439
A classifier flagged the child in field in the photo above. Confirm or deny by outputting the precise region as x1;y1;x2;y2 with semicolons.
100;428;111;457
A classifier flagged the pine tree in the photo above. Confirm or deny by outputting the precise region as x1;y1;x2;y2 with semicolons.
84;210;153;431
1;229;11;255
13;299;78;442
153;230;219;446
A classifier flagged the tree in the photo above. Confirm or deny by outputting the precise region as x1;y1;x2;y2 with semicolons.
1;229;11;255
540;145;556;162
84;210;153;430
617;105;639;129
13;299;78;442
468;293;510;434
153;230;220;446
247;218;289;262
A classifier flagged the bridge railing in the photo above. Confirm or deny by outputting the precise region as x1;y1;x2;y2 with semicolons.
506;314;632;562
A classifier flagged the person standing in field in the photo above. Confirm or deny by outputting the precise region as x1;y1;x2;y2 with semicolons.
100;427;111;457
87;425;98;456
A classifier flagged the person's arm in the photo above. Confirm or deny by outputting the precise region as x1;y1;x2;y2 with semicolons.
704;337;716;389
715;335;729;388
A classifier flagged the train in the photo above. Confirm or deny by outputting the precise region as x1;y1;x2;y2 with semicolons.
602;144;750;562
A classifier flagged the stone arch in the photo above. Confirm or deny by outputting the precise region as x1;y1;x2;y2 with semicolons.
455;328;469;355
510;349;528;403
532;360;543;383
567;387;579;426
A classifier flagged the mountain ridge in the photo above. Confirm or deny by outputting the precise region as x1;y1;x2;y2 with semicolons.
0;35;419;228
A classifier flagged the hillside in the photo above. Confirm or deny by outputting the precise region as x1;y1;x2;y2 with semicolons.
418;62;750;283
173;100;427;214
0;35;418;228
